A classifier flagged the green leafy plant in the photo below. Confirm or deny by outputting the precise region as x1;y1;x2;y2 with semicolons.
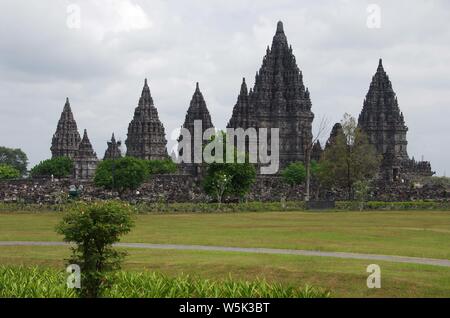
0;266;330;298
56;201;135;298
147;159;178;174
0;164;20;180
0;146;28;176
203;132;256;204
94;157;149;196
30;157;74;178
281;162;306;186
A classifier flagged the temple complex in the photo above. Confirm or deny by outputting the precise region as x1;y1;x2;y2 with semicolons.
125;79;168;160
45;21;434;185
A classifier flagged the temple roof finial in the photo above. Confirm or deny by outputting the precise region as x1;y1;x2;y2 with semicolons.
196;82;200;92
276;21;284;33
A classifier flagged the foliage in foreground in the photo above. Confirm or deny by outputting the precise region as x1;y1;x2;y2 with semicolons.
56;201;134;297
0;266;330;298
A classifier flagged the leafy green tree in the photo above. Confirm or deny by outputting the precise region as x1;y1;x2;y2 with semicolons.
56;201;134;298
147;159;178;174
0;164;20;180
0;147;28;176
94;157;149;196
354;180;371;211
30;157;74;178
282;162;306;186
203;132;256;203
320;113;381;199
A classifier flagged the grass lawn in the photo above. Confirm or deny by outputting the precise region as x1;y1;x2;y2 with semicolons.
0;245;449;297
0;210;449;297
0;211;450;259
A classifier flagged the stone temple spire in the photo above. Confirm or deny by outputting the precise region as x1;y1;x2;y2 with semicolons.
325;123;343;150
74;129;98;180
358;59;433;181
103;133;122;160
227;21;314;169
227;78;256;129
125;79;168;160
358;59;408;160
178;83;214;175
51;98;82;159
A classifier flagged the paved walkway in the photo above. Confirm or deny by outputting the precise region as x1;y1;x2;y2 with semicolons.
1;241;450;268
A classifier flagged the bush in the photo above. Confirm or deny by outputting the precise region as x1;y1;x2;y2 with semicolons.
94;157;149;196
147;159;178;174
0;164;20;180
56;201;135;298
282;162;306;186
0;266;330;298
30;157;73;178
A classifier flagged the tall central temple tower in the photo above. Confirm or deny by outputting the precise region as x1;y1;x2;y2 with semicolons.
125;79;168;160
227;21;314;169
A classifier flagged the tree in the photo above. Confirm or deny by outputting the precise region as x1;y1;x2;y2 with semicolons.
303;117;329;202
354;180;371;211
0;147;28;176
56;201;134;298
30;157;74;178
147;159;178;174
0;164;20;180
282;162;306;186
320;113;381;199
94;157;149;196
203;132;256;203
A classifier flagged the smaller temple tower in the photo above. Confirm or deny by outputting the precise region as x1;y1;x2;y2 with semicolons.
325;123;344;150
125;79;168;160
73;129;98;180
51;98;81;158
103;133;122;160
178;83;214;176
358;59;433;181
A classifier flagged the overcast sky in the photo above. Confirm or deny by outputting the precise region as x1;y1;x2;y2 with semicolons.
0;0;449;175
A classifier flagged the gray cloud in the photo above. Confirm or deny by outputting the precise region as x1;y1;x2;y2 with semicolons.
0;0;449;175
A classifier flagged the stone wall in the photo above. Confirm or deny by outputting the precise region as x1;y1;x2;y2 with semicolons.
0;175;447;205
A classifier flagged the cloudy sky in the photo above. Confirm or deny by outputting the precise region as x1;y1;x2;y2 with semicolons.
0;0;449;175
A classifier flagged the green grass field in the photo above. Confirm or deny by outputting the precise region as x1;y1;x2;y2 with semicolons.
0;210;449;297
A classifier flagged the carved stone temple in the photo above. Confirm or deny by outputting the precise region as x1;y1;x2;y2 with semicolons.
51;98;81;159
178;83;214;176
125;79;168;160
73;129;98;180
227;21;314;169
358;59;434;181
46;21;434;185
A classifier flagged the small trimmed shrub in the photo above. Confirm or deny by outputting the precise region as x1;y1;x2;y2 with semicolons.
56;201;135;298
